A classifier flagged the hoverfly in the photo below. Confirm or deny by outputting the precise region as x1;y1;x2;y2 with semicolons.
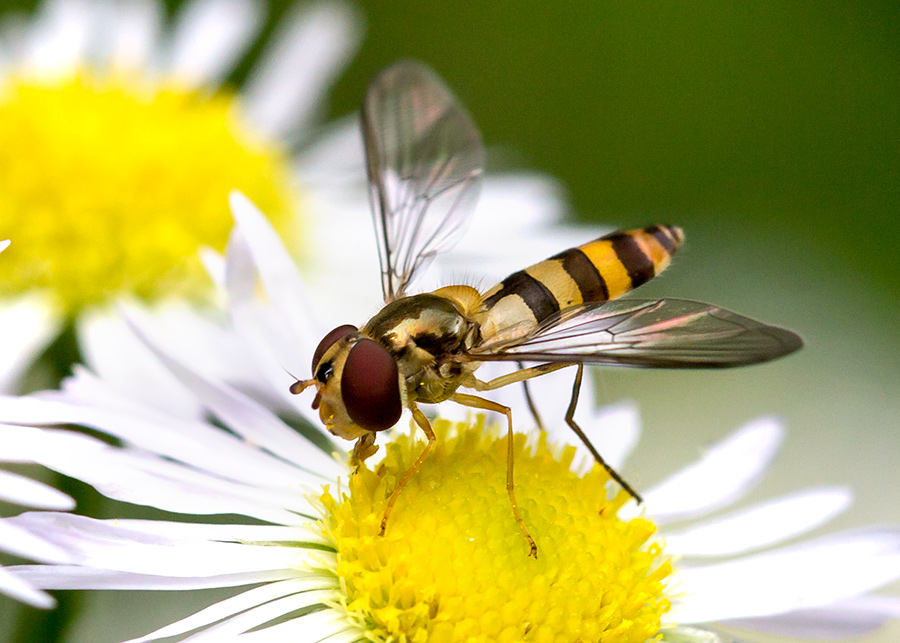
291;61;802;557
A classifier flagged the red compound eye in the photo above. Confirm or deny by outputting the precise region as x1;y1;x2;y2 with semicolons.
312;324;357;374
341;339;402;432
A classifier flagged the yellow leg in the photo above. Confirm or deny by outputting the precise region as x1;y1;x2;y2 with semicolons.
468;362;643;504
380;404;436;537
465;362;568;391
450;392;538;558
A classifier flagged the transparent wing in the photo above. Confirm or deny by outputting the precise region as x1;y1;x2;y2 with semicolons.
363;60;485;302
470;299;803;368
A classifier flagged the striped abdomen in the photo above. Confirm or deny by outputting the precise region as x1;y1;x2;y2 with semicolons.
477;225;684;341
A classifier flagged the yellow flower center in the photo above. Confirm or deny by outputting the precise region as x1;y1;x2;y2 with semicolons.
0;72;295;315
318;418;672;643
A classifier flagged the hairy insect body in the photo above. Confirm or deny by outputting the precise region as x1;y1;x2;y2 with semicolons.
477;225;685;345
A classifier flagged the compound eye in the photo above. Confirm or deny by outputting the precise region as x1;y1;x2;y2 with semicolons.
312;324;358;374
341;339;402;432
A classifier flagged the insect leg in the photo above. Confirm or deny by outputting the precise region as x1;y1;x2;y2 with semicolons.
565;364;643;504
380;403;436;537
350;432;378;468
449;392;538;558
518;361;545;432
466;362;569;391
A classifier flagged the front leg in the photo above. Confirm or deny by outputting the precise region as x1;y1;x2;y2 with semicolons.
350;432;378;468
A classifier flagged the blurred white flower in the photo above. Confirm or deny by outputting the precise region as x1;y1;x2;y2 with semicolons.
0;0;363;391
0;0;582;405
0;199;897;640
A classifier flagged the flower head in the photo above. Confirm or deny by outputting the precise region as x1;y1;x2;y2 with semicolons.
1;200;898;641
324;420;671;643
0;0;581;400
0;0;361;390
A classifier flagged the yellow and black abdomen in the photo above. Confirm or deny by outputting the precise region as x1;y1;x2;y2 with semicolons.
477;225;684;341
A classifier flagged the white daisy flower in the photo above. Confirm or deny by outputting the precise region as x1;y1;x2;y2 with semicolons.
0;200;898;641
0;0;581;401
0;0;355;391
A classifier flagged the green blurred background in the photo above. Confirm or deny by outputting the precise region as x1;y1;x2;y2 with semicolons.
2;1;899;641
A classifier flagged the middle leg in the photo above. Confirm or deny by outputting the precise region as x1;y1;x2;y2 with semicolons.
450;392;538;558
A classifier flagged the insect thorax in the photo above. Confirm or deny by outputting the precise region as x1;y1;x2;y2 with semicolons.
363;293;479;404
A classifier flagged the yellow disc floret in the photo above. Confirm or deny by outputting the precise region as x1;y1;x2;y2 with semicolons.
0;72;294;315
318;418;672;643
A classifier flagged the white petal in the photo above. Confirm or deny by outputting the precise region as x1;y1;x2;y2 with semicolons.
7;513;315;577
0;294;61;393
0;239;9;251
77;307;203;418
294;116;363;184
637;417;784;522
105;0;163;72
591;400;642;470
225;294;326;428
91;302;283;414
108;519;327;546
0;422;50;462
11;564;298;590
235;610;350;642
0;392;323;498
182;591;341;641
23;0;95;75
122;310;341;479
242;1;362;139
228;191;322;359
668;528;900;623
0;565;55;609
724;595;900;639
664;487;853;558
165;0;262;87
199;245;226;291
122;578;338;643
0;468;75;509
3;424;315;522
659;626;734;643
0;519;72;562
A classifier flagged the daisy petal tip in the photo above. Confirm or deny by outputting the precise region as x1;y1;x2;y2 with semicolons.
11;586;57;610
743;415;786;444
228;190;271;231
0;239;10;252
306;0;365;32
227;188;255;214
47;492;77;512
828;485;854;509
198;245;226;288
